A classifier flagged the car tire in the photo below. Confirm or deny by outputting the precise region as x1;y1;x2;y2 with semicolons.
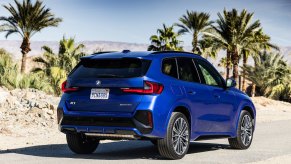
66;133;99;154
228;110;254;149
157;112;190;159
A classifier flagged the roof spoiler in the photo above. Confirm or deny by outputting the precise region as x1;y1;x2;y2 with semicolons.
151;51;200;56
80;51;117;60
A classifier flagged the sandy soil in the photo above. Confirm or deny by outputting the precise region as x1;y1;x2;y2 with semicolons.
252;96;291;123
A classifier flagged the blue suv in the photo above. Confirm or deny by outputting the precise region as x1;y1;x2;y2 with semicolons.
57;50;256;159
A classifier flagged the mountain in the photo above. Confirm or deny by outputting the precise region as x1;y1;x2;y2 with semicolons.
0;40;149;60
280;46;291;64
0;40;290;65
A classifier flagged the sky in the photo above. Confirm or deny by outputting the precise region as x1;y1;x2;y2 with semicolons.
0;0;291;46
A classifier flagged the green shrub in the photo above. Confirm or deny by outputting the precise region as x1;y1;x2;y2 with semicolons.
242;52;291;102
0;48;54;94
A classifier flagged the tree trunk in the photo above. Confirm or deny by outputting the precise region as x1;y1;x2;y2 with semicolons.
192;31;198;54
242;52;247;92
226;50;231;79
251;83;256;97
232;48;239;88
20;52;28;73
20;37;31;73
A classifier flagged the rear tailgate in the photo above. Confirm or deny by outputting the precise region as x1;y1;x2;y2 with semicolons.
64;58;151;113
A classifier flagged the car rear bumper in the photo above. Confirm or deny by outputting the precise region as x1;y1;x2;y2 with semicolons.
57;108;153;139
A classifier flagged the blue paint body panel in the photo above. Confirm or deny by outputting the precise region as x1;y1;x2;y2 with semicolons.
58;51;256;140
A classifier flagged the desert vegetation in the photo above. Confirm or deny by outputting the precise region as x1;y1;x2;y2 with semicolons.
0;0;62;73
243;52;291;101
148;24;183;51
147;9;290;102
0;48;52;92
0;37;85;96
32;37;86;95
0;0;290;102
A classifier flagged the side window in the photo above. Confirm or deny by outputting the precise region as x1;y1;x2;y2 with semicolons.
162;58;178;78
177;58;200;83
195;59;224;87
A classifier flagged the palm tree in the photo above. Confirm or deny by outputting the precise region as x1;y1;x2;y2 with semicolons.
33;37;85;74
240;30;279;92
57;37;85;72
32;37;85;96
0;48;52;92
176;10;212;53
206;9;262;84
218;57;233;78
204;10;234;79
148;24;183;51
197;37;220;59
0;0;62;73
242;52;291;100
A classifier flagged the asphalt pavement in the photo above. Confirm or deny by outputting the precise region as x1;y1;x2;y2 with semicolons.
1;120;291;164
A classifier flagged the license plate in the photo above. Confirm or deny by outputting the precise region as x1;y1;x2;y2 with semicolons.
90;88;109;99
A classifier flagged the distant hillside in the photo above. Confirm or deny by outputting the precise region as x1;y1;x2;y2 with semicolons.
0;40;149;60
0;40;290;65
280;46;291;64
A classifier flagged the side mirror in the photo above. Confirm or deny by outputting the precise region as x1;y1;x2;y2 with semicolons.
226;78;236;88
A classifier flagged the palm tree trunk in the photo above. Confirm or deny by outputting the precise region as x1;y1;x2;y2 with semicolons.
192;31;198;53
242;52;247;92
226;50;231;79
251;82;256;97
20;37;31;73
20;52;28;73
232;48;239;88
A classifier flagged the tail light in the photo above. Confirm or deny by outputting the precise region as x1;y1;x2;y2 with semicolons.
61;80;79;93
121;81;163;94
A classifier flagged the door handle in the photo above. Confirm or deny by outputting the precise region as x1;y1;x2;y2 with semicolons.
188;91;196;95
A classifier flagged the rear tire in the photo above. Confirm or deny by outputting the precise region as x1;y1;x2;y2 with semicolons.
228;110;254;149
66;133;99;154
157;112;190;159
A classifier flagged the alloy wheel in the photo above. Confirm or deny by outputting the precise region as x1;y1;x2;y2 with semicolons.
172;117;189;155
240;115;253;146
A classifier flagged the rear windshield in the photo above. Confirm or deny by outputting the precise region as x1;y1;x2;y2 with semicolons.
69;58;151;78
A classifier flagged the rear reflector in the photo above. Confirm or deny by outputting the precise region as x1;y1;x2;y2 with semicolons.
61;80;79;93
121;81;163;94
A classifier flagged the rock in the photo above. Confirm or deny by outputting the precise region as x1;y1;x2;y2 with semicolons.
43;113;51;120
28;107;40;114
1;87;61;136
35;101;47;109
24;91;35;100
29;100;36;108
0;87;9;104
48;104;55;110
47;109;54;115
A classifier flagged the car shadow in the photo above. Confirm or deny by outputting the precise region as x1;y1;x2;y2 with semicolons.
0;140;230;160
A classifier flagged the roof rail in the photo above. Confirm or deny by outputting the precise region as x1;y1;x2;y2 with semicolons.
92;51;117;55
151;51;200;56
